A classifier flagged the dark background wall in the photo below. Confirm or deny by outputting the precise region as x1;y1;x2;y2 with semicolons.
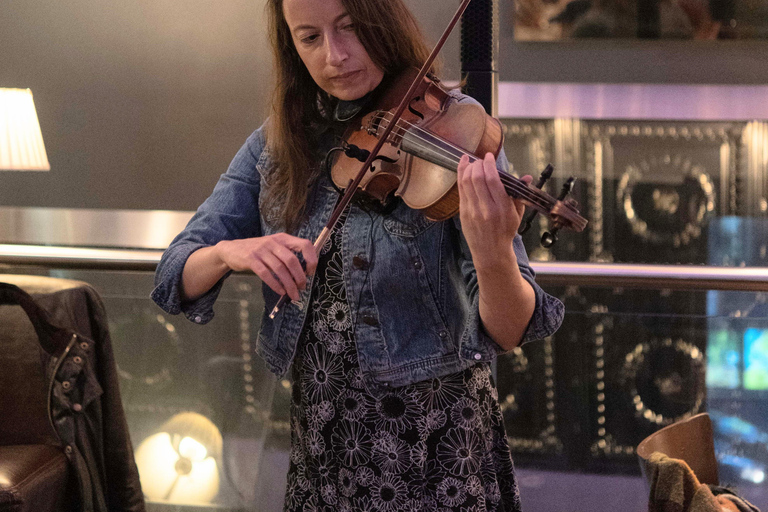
1;0;766;211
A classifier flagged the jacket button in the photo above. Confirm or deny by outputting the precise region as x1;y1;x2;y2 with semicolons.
439;330;449;339
362;315;379;326
73;403;82;412
413;258;423;270
474;353;482;360
194;315;203;324
61;381;71;390
353;255;369;270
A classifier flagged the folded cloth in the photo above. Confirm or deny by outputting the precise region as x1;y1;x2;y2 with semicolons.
647;451;722;512
709;485;762;512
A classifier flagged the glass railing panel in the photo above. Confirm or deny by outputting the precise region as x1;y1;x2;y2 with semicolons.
497;284;768;508
3;262;768;508
1;267;273;511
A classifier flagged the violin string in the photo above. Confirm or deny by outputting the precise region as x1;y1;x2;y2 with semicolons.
374;112;553;211
376;111;472;162
377;111;479;168
371;113;582;226
376;112;512;178
375;111;550;208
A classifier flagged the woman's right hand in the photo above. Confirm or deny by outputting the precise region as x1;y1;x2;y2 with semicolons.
216;233;318;301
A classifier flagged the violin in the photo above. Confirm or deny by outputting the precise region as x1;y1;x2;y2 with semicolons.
331;69;589;238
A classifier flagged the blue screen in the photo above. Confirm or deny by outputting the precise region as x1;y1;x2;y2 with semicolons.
743;328;768;391
706;327;741;389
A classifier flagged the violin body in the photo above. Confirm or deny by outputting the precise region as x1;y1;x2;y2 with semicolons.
333;70;503;221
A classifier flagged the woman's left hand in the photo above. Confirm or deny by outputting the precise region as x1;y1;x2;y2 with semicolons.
457;152;531;269
457;152;537;351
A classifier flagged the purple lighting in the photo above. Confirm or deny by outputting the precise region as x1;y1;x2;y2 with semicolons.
499;83;768;121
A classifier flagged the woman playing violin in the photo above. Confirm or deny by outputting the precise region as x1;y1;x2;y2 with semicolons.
152;0;564;509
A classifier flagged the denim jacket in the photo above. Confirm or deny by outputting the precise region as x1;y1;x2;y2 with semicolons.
152;102;565;395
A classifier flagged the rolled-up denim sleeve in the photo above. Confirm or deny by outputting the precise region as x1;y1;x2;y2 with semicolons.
509;237;565;344
151;127;267;324
455;148;565;357
456;226;564;356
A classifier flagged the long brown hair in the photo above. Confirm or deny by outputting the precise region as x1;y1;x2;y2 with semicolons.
264;0;436;232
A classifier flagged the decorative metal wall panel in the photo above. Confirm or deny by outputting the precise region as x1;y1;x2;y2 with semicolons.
741;121;768;217
496;337;563;458
500;118;749;265
587;296;708;467
497;283;711;471
584;121;743;264
480;118;762;476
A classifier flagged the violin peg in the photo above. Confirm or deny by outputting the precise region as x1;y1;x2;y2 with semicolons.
558;177;576;200
518;209;538;235
541;230;558;248
535;164;554;189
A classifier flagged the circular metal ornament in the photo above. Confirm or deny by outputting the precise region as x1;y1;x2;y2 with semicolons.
622;337;705;426
110;309;181;388
617;155;715;247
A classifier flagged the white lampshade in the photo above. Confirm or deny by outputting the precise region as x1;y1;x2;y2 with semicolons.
0;88;50;171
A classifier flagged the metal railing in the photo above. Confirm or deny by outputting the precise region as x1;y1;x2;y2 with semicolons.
3;243;768;292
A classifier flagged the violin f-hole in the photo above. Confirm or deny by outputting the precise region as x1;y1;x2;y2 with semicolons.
408;96;425;120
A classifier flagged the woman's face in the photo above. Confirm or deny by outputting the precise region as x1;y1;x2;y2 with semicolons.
282;0;384;101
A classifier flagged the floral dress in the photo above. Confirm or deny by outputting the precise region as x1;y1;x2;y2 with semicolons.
284;208;522;512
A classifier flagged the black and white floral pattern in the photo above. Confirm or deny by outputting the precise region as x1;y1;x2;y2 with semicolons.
286;210;522;511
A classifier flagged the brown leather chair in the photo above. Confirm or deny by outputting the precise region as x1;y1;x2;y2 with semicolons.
635;413;736;512
0;275;145;512
0;277;75;512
